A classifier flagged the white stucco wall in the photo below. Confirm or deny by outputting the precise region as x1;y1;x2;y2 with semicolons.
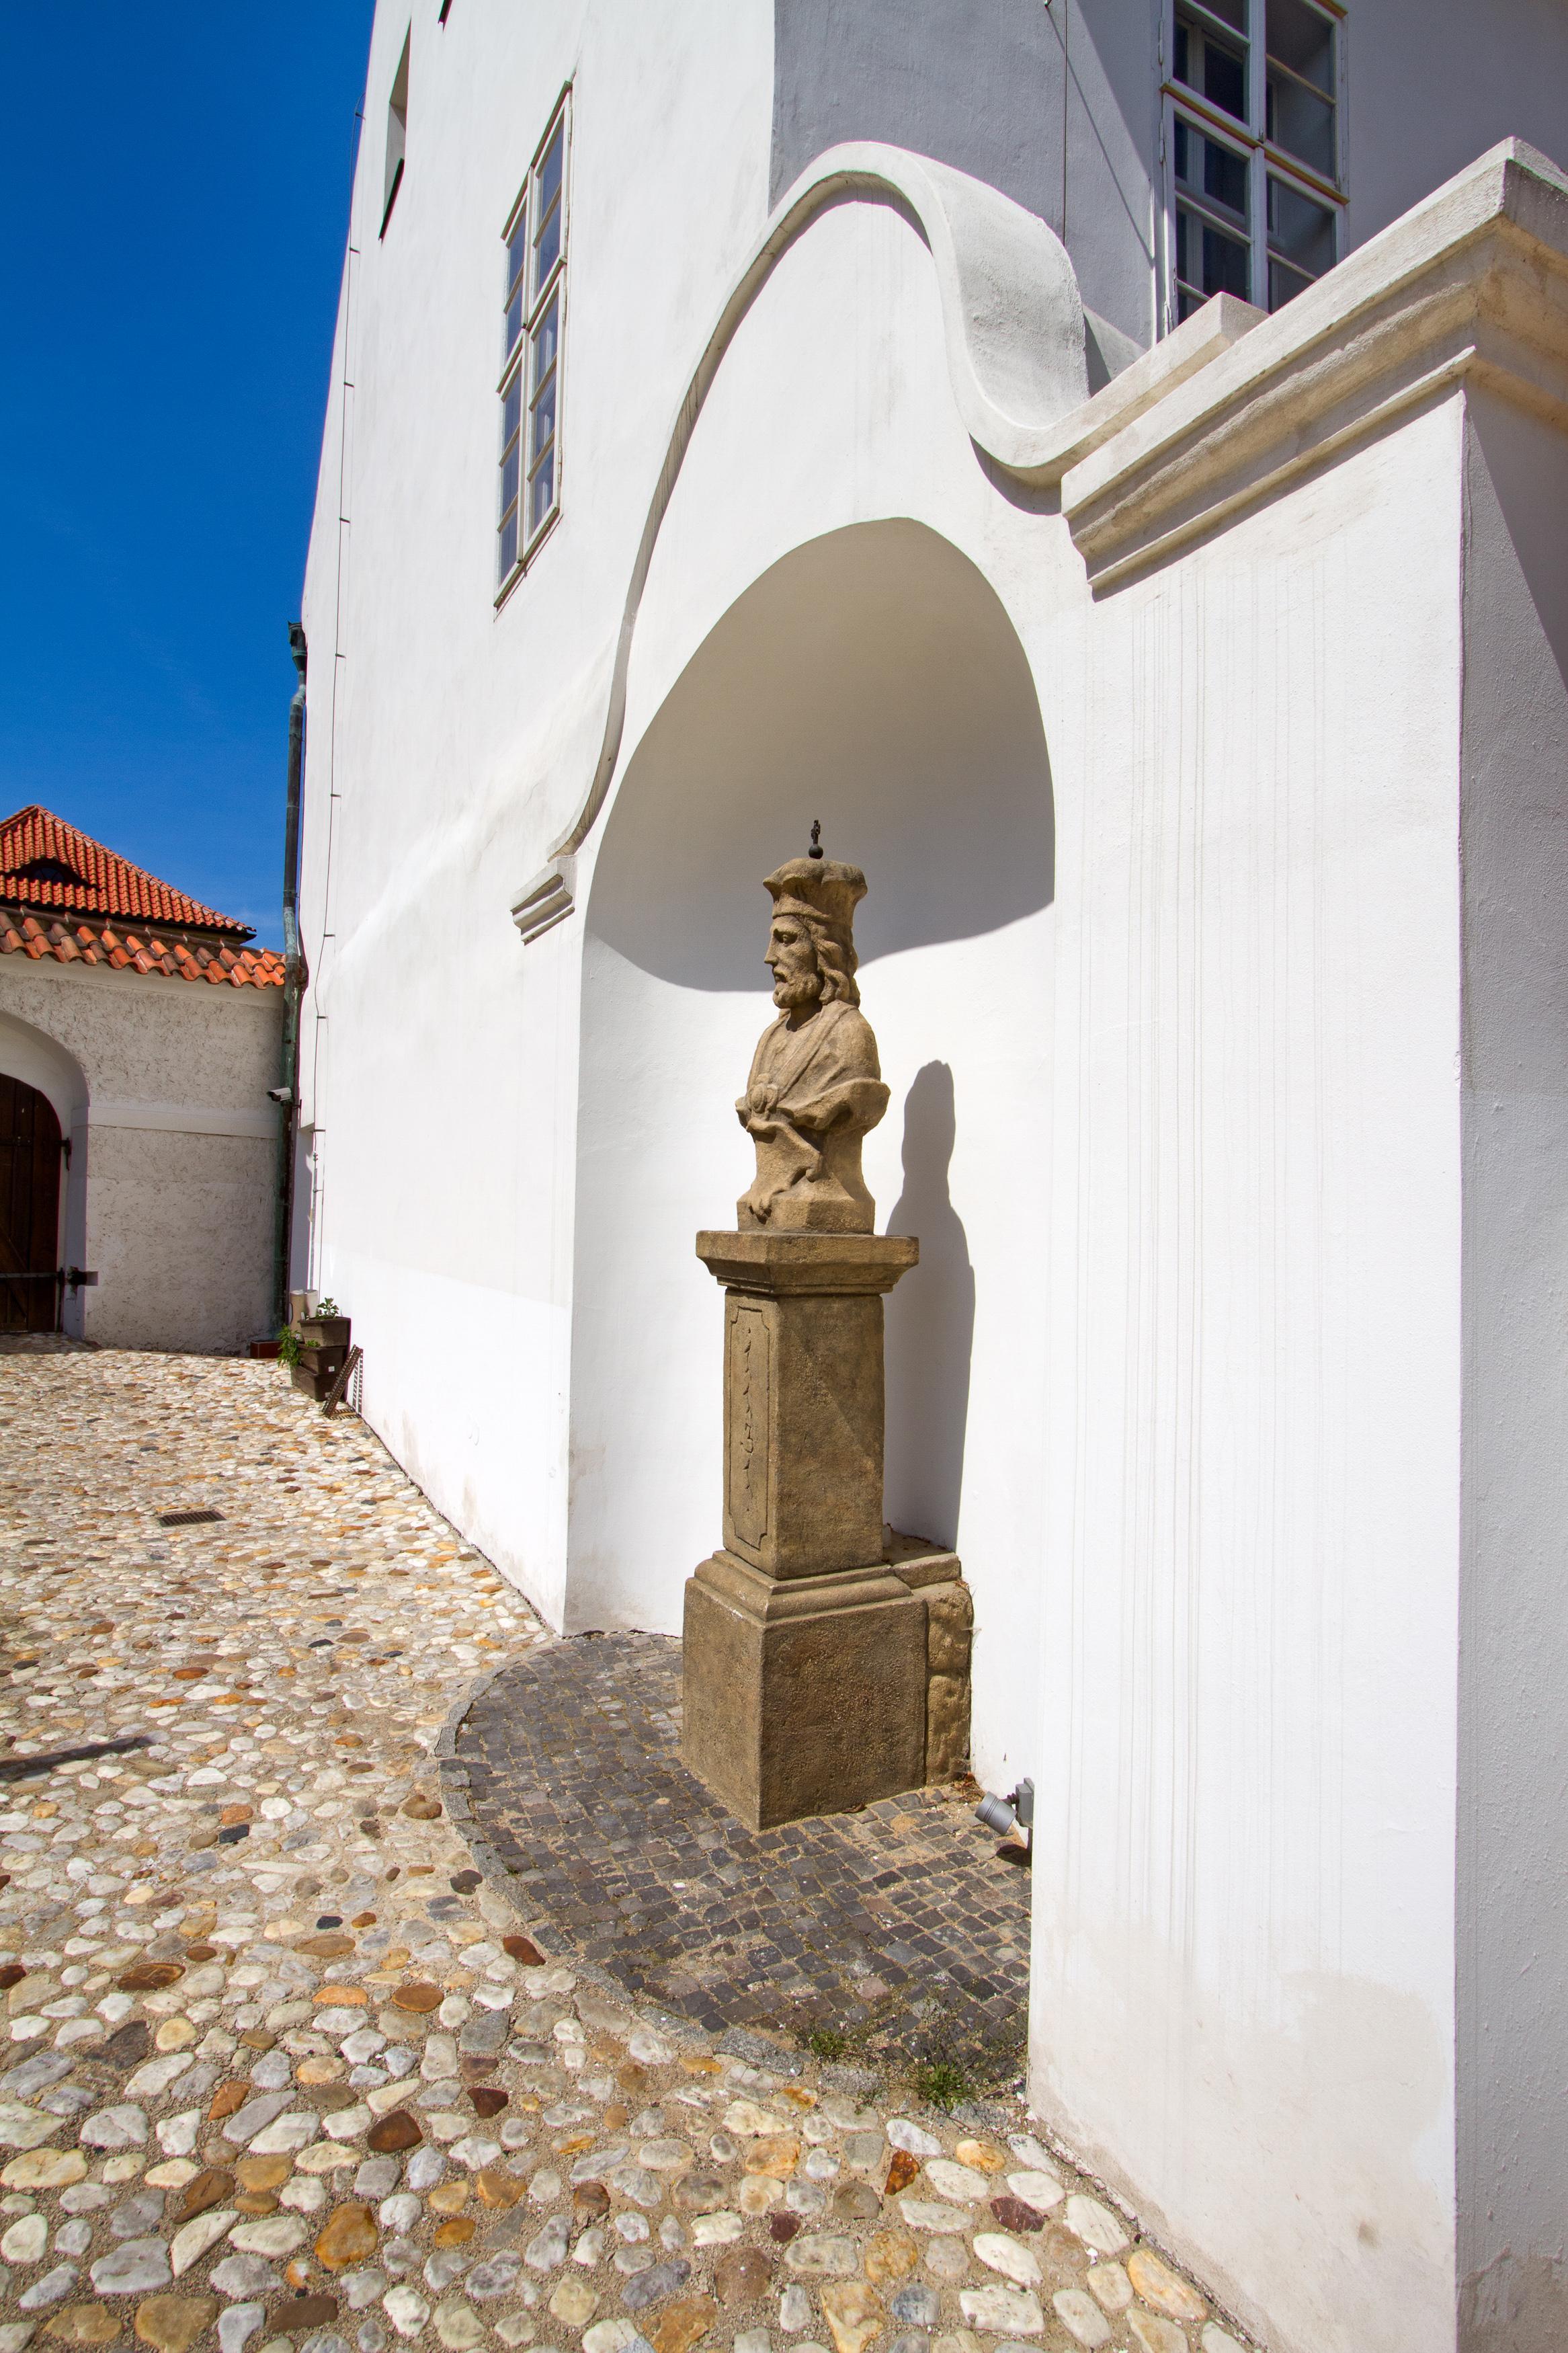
1031;397;1465;2353
296;0;777;1612
0;957;282;1352
1454;387;1568;2353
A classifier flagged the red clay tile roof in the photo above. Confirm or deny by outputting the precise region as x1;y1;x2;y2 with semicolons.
0;804;255;938
0;910;284;990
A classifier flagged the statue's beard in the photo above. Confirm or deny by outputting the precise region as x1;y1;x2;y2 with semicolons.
773;969;822;1011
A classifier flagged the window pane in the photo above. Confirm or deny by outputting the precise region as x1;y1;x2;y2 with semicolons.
1267;254;1317;310
506;215;528;297
1268;173;1335;280
505;281;524;359
498;506;518;581
530;446;555;531
1198;0;1247;30
531;296;559;389
537;120;564;218
530;367;557;464
502;369;522;449
501;435;520;518
1175;9;1249;125
1175;116;1249;224
1177;201;1252;303
1267;0;1331;91
534;192;561;289
1267;66;1335;178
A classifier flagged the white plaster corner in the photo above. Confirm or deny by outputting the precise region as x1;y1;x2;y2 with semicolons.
511;857;576;944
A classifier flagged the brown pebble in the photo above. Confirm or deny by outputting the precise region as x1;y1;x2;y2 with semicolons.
573;2181;610;2222
101;2021;152;2068
366;2108;423;2154
175;2167;235;2223
884;2149;919;2196
296;1933;354;1959
501;1933;544;1966
183;1944;217;1962
132;2297;216;2353
616;2061;651;2097
768;2211;801;2244
315;2200;379;2272
712;2248;772;2307
235;2192;279;2217
117;1962;184;1993
477;2169;525;2210
268;2297;338;2336
389;1980;442;2013
427;2183;470;2217
351;1911;377;1928
990;2194;1046;2234
313;2084;360;2114
237;2155;292;2192
44;2308;121;2347
648;2293;719;2353
468;2085;508;2118
208;2083;249;2122
401;1794;442;1820
434;2218;477;2248
0;1964;26;1991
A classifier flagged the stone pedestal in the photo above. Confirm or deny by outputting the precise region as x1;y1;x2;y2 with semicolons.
683;1230;963;1829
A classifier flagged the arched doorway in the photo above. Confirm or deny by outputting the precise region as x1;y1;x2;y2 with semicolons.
571;517;1054;1790
1;1074;63;1333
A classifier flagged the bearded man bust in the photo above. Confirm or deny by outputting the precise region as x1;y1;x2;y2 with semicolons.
736;849;890;1233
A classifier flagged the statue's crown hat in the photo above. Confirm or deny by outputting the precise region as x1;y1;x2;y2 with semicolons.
764;856;866;945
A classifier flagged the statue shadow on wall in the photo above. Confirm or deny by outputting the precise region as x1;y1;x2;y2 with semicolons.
884;1061;973;1549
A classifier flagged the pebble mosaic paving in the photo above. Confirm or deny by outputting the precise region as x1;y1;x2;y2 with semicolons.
0;1351;1253;2353
452;1641;1029;2076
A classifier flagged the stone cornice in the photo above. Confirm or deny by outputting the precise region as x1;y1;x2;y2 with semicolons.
1056;141;1568;592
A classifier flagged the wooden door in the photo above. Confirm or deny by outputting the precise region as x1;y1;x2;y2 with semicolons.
0;1076;63;1333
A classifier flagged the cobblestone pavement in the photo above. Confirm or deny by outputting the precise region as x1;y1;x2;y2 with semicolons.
453;1642;1028;2077
0;1353;1250;2353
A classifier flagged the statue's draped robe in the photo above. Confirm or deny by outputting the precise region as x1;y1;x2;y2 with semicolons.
737;999;890;1232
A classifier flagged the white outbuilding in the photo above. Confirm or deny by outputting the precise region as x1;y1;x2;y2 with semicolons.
294;9;1568;2350
0;805;284;1351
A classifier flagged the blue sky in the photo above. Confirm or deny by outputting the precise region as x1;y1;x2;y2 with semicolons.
0;7;376;949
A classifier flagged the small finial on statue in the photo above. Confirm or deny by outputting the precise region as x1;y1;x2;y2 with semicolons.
809;820;823;861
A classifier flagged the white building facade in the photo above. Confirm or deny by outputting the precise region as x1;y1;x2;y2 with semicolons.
297;9;1568;2349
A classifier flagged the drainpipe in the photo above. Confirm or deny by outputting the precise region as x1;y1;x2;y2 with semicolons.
271;621;309;1330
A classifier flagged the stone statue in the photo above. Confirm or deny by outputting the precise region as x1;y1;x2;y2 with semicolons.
736;835;890;1233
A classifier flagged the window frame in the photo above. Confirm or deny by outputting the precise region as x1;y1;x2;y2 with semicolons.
1159;0;1346;335
380;29;411;241
496;88;571;602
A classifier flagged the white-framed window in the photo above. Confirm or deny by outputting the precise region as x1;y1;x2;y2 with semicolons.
497;93;569;592
1162;0;1343;330
381;30;410;239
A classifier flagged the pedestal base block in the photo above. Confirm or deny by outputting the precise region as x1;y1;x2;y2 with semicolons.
682;1551;927;1831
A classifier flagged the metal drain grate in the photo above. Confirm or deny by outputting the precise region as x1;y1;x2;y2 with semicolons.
156;1508;224;1527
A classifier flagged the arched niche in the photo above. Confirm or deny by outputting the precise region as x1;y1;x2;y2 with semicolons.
571;518;1053;1788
